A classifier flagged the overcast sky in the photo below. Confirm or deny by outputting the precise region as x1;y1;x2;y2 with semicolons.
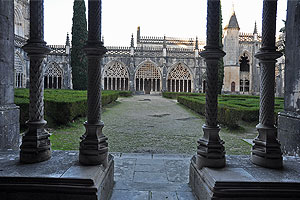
44;0;287;46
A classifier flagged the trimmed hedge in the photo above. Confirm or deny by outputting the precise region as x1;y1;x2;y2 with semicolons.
15;89;122;127
172;92;284;128
162;92;205;99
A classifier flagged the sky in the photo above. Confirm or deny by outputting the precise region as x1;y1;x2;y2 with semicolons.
44;0;288;46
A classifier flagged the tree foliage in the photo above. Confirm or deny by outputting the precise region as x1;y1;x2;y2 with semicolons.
218;3;224;94
71;0;88;90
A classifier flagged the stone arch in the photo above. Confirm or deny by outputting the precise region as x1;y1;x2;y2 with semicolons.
14;52;26;88
135;60;162;94
167;62;193;93
14;6;24;37
103;60;129;91
44;62;63;89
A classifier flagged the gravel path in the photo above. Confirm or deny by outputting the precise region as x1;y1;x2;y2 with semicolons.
102;95;205;154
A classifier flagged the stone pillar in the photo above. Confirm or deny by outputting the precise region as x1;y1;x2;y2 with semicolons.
197;0;226;168
251;0;283;168
0;0;20;150
20;0;51;163
79;0;108;166
278;0;300;156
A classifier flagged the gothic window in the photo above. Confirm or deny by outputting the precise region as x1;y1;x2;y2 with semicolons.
245;80;250;92
167;63;193;93
44;63;63;89
14;53;25;88
240;80;244;92
231;82;236;92
135;61;161;93
239;53;250;72
14;8;24;37
103;61;129;91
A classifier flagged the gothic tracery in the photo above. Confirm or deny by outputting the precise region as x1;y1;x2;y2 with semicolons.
103;61;129;90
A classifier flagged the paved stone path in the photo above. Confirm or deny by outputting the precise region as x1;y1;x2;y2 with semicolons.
110;153;196;200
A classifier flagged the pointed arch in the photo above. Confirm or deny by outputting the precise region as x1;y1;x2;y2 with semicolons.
135;60;162;93
14;52;25;88
167;62;193;92
103;60;129;91
44;62;63;89
14;6;24;37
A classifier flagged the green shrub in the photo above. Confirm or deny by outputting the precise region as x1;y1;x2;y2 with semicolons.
15;89;119;127
176;93;284;128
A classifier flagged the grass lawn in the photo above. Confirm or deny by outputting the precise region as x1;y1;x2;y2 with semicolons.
50;99;256;155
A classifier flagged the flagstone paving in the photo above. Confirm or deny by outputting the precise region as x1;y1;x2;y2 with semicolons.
110;153;196;200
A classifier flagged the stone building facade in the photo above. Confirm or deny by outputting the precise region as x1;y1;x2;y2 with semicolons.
13;0;72;89
103;12;285;96
14;0;284;95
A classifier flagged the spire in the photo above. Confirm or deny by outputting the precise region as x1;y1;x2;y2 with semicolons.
131;34;134;47
253;21;258;34
137;26;140;43
163;35;167;48
225;9;240;30
66;32;70;46
195;37;199;50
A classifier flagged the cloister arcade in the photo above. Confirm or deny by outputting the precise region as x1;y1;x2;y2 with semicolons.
44;62;63;89
1;0;300;199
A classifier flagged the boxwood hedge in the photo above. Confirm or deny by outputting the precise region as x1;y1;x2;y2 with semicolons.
167;92;284;128
15;89;131;127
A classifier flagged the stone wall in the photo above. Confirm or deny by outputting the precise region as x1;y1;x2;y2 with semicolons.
278;0;300;156
0;0;20;150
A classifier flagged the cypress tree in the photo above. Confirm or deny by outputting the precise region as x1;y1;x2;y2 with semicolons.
217;3;224;94
71;0;88;90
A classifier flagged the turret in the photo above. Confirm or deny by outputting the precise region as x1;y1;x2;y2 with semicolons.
223;10;240;66
137;26;140;44
65;32;70;54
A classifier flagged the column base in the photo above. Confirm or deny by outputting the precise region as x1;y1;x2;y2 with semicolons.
251;124;283;169
0;105;20;150
79;121;108;166
20;120;51;164
196;125;226;168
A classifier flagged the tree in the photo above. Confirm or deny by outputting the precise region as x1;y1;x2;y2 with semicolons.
217;3;224;94
71;0;88;90
277;20;286;55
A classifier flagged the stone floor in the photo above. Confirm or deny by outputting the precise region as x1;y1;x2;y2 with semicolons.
110;153;196;200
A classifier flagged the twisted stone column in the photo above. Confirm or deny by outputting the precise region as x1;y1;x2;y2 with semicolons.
197;0;226;168
20;0;51;163
79;0;108;166
251;0;283;168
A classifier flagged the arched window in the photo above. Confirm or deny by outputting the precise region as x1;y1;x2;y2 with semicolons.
44;63;63;89
103;61;129;91
14;53;25;88
135;61;161;94
167;63;193;93
231;82;236;92
239;53;250;72
14;8;24;37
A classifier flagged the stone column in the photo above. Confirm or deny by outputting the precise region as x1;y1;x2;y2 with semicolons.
20;0;51;163
251;0;283;168
79;0;108;166
278;0;300;156
197;0;226;168
0;0;20;150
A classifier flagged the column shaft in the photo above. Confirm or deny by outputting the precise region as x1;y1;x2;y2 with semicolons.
251;0;283;168
20;0;51;163
197;0;226;169
79;0;108;166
